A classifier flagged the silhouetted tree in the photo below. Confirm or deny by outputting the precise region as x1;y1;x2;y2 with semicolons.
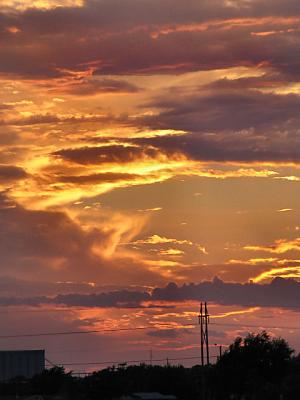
214;331;293;400
31;366;73;395
1;331;299;400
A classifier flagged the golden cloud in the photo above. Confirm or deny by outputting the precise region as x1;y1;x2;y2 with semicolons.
253;266;300;283
0;0;83;11
159;248;185;256
132;235;194;246
244;238;300;254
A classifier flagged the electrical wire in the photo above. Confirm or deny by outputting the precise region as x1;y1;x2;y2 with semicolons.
0;326;152;338
0;320;299;339
45;355;219;367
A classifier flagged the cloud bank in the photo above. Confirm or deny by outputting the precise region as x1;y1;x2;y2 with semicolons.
1;277;300;310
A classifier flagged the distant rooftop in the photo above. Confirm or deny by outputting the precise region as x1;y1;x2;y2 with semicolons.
0;350;44;353
122;392;177;400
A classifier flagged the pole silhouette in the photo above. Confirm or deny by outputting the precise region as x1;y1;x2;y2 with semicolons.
198;302;210;366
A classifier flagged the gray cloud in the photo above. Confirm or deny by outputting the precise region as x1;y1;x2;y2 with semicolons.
147;329;181;338
53;145;169;165
131;86;300;163
0;276;102;297
0;275;155;297
2;277;300;310
54;290;150;308
152;278;300;309
57;78;140;96
140;89;300;133
0;193;161;285
0;290;150;308
56;172;141;184
0;128;20;145
1;0;300;78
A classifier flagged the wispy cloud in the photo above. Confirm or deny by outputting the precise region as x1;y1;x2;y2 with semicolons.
244;238;300;254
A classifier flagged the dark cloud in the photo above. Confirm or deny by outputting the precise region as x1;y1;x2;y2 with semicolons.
53;145;170;165
0;26;264;77
0;193;161;284
4;113;63;126
132;87;300;163
132;131;300;164
147;328;181;338
0;290;150;308
204;75;287;91
0;296;47;307
1;0;300;78
57;78;140;96
141;89;300;133
54;290;150;308
0;129;20;145
44;81;300;165
3;277;300;310
0;193;107;277
0;276;101;297
0;0;256;37
0;275;157;297
56;172;141;184
0;104;13;111
4;0;300;36
152;278;300;309
0;165;27;182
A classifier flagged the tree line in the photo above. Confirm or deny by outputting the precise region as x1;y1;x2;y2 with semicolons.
1;331;300;399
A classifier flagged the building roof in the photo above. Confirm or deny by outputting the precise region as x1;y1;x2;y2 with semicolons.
130;393;177;400
0;350;44;353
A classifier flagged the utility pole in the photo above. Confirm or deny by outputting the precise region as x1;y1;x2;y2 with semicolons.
205;302;209;365
198;302;210;366
198;302;210;400
214;344;223;360
150;348;153;366
199;303;204;366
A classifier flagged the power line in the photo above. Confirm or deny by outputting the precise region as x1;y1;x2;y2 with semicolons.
45;355;219;367
0;326;151;339
0;307;95;314
0;323;202;339
45;341;228;355
0;320;299;339
45;357;58;368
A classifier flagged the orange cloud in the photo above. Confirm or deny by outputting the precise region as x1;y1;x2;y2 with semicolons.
228;258;278;265
6;26;21;34
151;16;300;39
253;266;300;283
251;28;297;37
138;207;163;212
244;238;300;254
1;0;83;11
183;166;278;180
159;248;185;256
132;235;193;246
212;306;260;319
275;176;300;181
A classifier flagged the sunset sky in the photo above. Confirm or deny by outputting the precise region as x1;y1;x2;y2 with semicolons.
1;0;300;371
